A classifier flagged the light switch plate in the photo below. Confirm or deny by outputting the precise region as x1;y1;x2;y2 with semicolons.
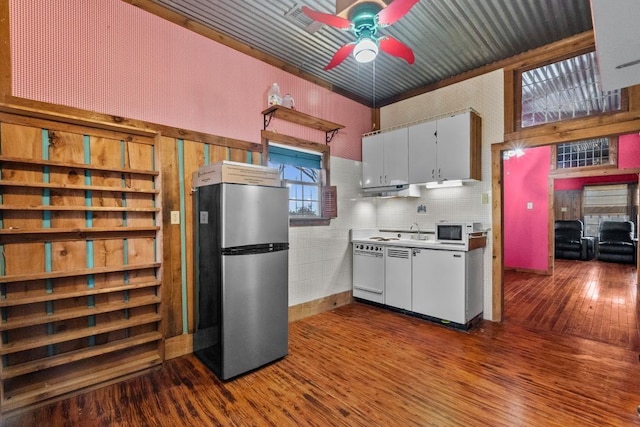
527;202;534;210
170;211;180;224
481;193;489;204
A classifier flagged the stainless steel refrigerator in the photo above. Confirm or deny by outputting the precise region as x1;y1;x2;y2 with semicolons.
193;182;289;380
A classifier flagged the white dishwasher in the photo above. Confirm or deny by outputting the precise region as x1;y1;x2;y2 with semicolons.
384;247;412;310
352;243;385;304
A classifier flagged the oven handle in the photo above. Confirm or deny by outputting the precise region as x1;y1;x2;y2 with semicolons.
354;251;383;257
353;285;383;294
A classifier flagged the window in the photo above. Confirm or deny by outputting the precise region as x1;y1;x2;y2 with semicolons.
268;145;322;218
555;137;612;169
520;51;622;128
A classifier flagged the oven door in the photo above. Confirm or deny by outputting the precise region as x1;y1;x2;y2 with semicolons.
352;247;384;304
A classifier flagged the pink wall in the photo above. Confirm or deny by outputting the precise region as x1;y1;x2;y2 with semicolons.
555;174;638;191
504;146;551;271
617;133;640;169
9;0;371;161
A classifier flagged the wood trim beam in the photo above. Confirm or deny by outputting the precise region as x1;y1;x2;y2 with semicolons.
491;144;503;321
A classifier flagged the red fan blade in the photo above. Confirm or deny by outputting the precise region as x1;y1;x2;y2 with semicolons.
379;37;415;64
301;6;352;30
324;43;356;70
377;0;420;26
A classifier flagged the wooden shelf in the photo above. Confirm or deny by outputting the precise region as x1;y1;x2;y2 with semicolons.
0;179;159;194
1;350;162;413
0;118;162;415
1;295;161;331
0;204;159;213
0;262;160;284
262;106;345;143
0;226;159;244
0;280;160;308
1;332;162;380
0;155;159;176
0;312;161;356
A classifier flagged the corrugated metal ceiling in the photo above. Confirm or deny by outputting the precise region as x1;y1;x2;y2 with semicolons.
149;0;593;107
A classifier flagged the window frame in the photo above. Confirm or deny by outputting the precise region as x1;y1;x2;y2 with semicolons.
550;136;618;174
261;130;332;227
513;49;629;132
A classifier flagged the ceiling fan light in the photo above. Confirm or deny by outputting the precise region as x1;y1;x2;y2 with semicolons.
353;38;378;63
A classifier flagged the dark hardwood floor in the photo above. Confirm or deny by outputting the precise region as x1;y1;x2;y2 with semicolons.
505;258;640;351
4;300;640;426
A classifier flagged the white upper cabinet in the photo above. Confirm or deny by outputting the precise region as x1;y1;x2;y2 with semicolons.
362;128;408;188
362;132;384;188
437;112;473;181
362;110;480;188
383;128;409;186
408;120;437;183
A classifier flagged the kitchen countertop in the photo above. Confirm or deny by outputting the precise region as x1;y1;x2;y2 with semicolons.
351;228;487;251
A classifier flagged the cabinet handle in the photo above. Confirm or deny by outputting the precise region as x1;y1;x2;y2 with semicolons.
379;176;383;184
453;254;462;258
384;175;387;184
431;169;435;179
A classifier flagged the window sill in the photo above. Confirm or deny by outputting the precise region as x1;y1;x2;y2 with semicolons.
290;218;332;227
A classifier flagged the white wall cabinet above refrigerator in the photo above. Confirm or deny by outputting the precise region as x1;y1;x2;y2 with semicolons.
362;127;408;188
363;110;481;188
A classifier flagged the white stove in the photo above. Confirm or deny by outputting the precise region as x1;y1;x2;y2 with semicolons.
352;242;385;304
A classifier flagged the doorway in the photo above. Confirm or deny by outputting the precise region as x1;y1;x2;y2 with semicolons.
499;134;640;349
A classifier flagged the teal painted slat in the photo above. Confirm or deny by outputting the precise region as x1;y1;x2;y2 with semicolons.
177;140;188;334
84;135;95;346
41;129;55;356
247;151;252;164
204;144;210;166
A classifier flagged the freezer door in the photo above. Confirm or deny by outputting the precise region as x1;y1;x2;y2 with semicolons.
221;183;289;248
221;249;288;379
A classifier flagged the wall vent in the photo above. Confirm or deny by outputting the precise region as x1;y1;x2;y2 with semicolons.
284;3;323;33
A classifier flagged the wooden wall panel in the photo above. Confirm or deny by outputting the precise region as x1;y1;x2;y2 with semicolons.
183;140;204;333
159;136;182;338
0;114;161;414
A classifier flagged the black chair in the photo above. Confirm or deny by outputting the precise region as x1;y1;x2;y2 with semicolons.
554;220;595;261
597;221;637;264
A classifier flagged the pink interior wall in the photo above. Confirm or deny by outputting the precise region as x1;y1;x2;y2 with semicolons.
504;146;551;271
555;174;638;190
617;133;640;169
9;0;370;161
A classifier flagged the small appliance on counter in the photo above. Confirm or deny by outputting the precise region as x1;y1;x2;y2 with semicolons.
435;222;483;244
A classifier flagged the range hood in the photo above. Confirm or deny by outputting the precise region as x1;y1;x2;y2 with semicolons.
363;184;420;198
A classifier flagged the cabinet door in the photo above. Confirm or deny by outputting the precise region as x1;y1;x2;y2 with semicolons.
408;120;438;183
436;112;471;181
362;133;384;188
383;127;409;185
385;247;412;310
412;249;466;323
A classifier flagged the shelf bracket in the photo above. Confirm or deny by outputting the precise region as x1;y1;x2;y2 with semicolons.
326;129;339;144
263;110;276;130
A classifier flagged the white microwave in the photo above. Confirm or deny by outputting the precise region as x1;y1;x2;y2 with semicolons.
436;222;482;243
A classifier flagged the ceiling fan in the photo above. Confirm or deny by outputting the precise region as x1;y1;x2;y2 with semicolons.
302;0;419;71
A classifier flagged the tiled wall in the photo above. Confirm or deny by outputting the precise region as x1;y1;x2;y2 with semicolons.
288;157;376;305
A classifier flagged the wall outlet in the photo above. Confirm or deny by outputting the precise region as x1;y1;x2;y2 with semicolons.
170;210;180;225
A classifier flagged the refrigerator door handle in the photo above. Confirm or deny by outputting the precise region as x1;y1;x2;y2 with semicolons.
222;243;289;256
